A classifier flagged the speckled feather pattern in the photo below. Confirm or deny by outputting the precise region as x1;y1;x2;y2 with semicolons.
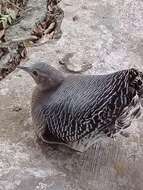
31;68;143;146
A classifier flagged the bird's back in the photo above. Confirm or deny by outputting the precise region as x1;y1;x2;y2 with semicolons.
32;69;136;142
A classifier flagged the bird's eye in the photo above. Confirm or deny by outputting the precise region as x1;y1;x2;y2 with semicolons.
32;70;38;76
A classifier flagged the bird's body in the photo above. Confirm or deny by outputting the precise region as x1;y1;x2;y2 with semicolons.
18;63;143;152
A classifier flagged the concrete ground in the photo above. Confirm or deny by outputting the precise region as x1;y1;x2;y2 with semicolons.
0;0;143;189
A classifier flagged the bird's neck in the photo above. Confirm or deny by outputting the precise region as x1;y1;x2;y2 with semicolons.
31;80;63;112
31;87;43;109
37;70;65;91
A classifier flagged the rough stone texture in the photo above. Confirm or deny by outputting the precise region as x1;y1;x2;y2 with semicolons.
5;0;47;40
0;0;143;190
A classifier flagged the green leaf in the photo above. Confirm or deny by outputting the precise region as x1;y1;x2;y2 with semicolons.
0;15;8;21
7;15;12;24
6;8;16;20
0;19;7;28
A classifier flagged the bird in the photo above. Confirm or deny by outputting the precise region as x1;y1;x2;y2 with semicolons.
18;62;143;152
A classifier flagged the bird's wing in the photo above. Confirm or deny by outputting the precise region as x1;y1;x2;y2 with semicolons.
41;70;135;141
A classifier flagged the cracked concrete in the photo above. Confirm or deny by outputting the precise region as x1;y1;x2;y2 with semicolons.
0;0;143;189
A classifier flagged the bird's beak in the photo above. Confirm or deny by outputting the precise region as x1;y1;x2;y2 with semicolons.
17;65;31;73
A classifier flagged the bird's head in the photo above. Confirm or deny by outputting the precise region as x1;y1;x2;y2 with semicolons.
17;62;64;91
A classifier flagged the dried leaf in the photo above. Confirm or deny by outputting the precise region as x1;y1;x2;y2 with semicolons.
44;22;56;34
24;40;34;47
20;48;27;58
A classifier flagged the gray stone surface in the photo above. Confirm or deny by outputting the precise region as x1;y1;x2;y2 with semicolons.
0;0;143;190
5;0;47;40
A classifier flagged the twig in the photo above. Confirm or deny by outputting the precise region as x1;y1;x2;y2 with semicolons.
10;35;38;42
30;31;55;47
0;32;56;48
6;0;24;12
0;35;38;48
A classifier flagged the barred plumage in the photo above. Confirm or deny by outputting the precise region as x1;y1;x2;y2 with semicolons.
18;63;143;152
